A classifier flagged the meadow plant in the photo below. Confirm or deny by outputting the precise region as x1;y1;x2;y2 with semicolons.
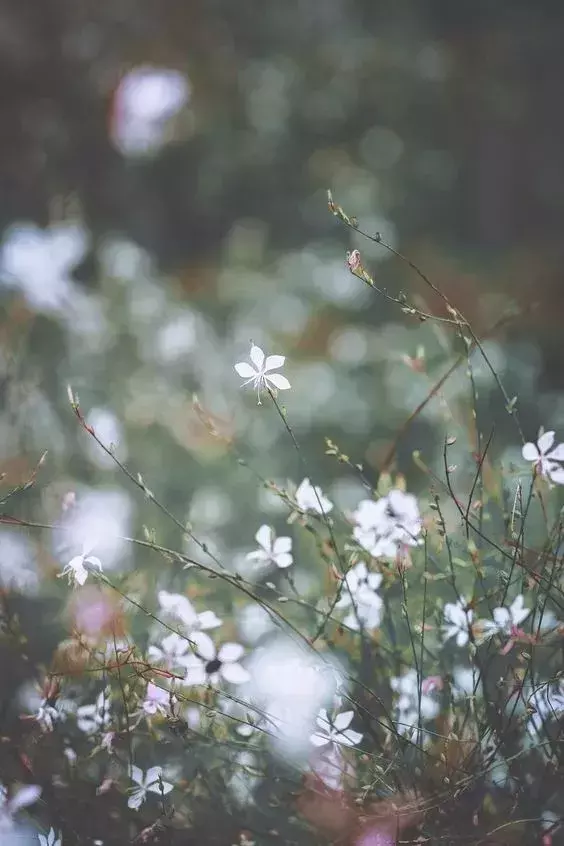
1;194;563;846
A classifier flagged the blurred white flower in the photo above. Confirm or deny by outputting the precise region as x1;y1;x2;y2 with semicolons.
58;543;102;587
310;745;354;791
295;478;333;514
391;669;439;739
0;221;87;315
39;827;62;846
0;530;38;594
352;490;422;558
0;782;41;830
246;525;293;569
310;708;363;749
335;562;383;631
157;590;222;631
442;599;473;647
522;429;564;484
54;488;132;572
147;632;191;670
142;682;173;717
183;632;250;686
111;66;190;157
127;765;173;810
526;681;564;735
480;594;531;640
76;690;111;735
234;343;290;404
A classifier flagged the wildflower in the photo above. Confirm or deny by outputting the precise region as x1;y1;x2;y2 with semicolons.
295;478;333;515
522;430;564;484
442;599;474;647
480;594;531;640
142;682;173;716
335;562;383;631
310;708;363;749
127;765;173;810
526;681;564;735
234;343;290;404
183;632;250;686
76;690;111;734
0;782;41;830
352;490;422;558
35;700;60;733
39;827;62;846
58;543;102;587
246;525;293;569
391;669;439;739
147;632;191;670
157;590;222;631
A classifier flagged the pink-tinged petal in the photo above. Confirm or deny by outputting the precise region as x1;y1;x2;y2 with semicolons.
9;784;42;812
191;631;215;660
249;344;265;370
145;766;162;786
128;788;145;810
264;354;285;371
310;732;330;747
266;373;291;390
235;362;256;378
221;662;251;684
548;443;564;461
521;442;539;461
492;608;510;628
255;524;273;551
218;641;245;663
333;710;354;731
537;431;555;454
549;466;564;484
275;552;293;568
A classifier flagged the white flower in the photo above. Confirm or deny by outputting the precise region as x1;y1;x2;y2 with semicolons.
127;765;173;810
147;632;191;669
183;632;250;686
76;690;111;734
234;343;291;404
480;594;531;639
442;599;474;647
310;708;363;749
352;490;422;558
246;525;293;569
35;700;60;733
342;597;383;632
391;669;439;739
526;681;564;735
142;682;173;716
39;827;62;846
58;543;102;587
295;478;333;514
335;562;383;631
0;221;87;315
311;745;354;791
157;590;222;631
522;430;564;484
0;782;42;829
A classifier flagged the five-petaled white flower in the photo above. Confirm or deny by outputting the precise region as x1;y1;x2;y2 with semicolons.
480;594;531;639
295;478;333;515
522;430;564;484
58;543;102;587
310;708;363;749
183;632;250;686
127;765;173;810
39;827;62;846
246;525;293;569
442;599;474;647
157;590;222;631
234;343;291;404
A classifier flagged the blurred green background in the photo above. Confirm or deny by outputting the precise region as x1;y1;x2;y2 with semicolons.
2;0;564;600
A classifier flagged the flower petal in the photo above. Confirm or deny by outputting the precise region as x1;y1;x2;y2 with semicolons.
130;765;144;786
521;442;539;461
128;788;146;810
249;344;265;371
333;710;354;731
310;731;330;747
221;662;251;684
548;443;564;461
549;466;564;484
218;641;245;663
275;552;293;568
537;430;555;454
255;524;273;551
340;728;363;747
145;766;163;787
266;373;291;391
235;363;256;379
273;536;292;554
9;784;42;812
191;631;215;660
264;354;285;371
197;610;222;630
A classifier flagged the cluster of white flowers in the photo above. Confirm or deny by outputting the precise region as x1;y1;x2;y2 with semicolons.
352;489;422;560
335;561;383;631
442;594;533;648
